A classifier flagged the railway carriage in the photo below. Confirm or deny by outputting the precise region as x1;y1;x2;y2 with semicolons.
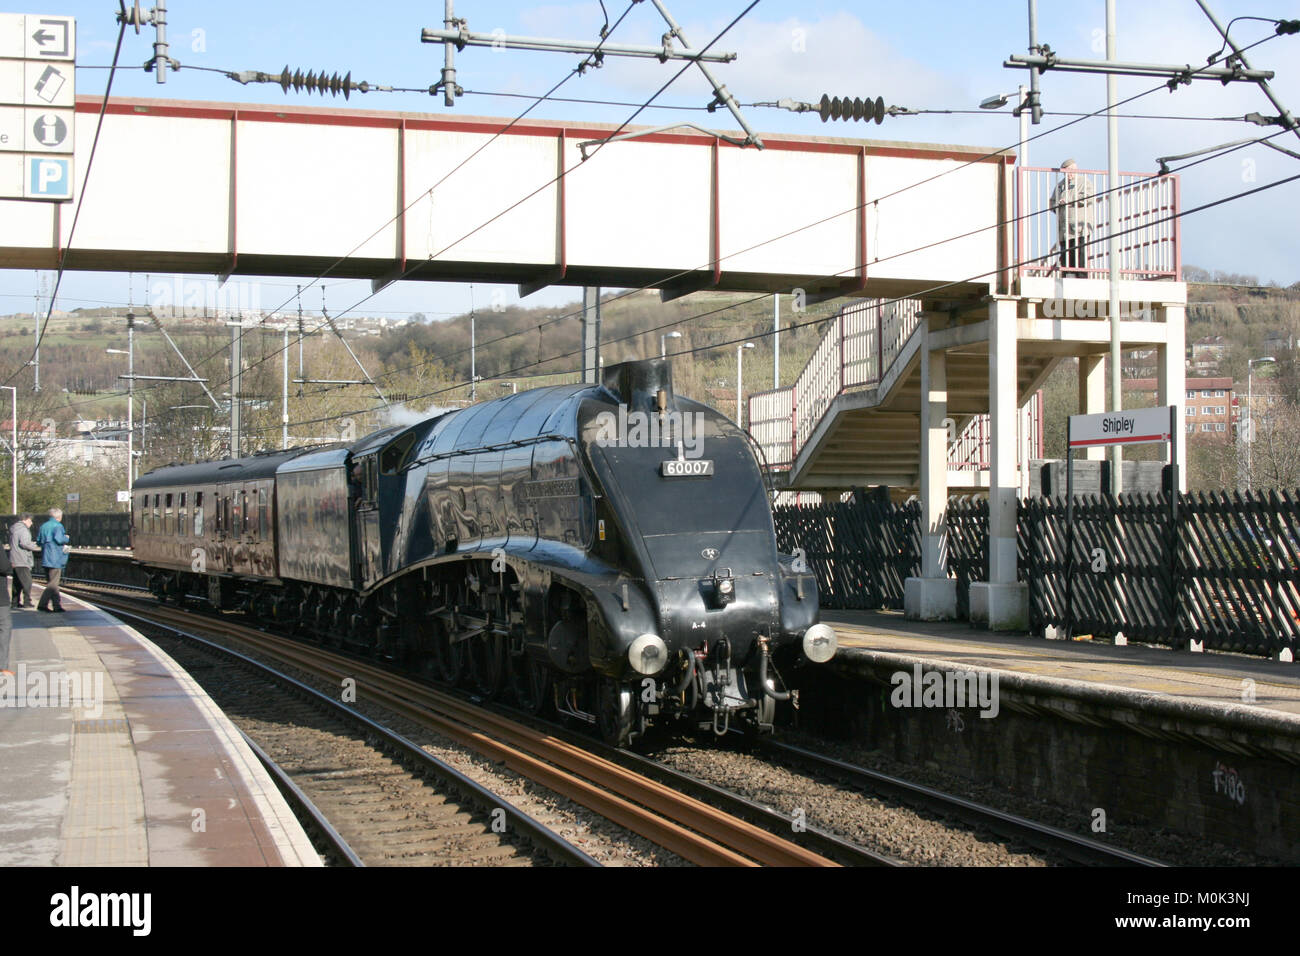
132;359;837;745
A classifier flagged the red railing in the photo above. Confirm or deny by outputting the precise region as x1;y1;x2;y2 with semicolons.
747;295;1044;475
947;393;1043;472
1017;165;1179;281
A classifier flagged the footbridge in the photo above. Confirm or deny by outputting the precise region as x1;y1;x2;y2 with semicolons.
2;95;1007;299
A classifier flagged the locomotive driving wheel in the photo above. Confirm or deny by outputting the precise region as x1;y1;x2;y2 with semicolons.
431;622;467;684
509;651;552;715
469;632;506;699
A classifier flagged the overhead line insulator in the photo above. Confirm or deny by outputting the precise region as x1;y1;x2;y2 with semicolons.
818;94;886;124
230;66;380;99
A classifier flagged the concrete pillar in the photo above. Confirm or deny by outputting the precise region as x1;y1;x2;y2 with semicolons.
905;336;957;620
1157;304;1187;491
1079;353;1107;461
970;296;1028;630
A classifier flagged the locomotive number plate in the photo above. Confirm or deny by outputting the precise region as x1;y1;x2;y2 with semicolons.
661;458;714;478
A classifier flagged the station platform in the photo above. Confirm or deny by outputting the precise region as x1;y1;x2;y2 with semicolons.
823;609;1300;757
0;590;321;867
817;610;1300;861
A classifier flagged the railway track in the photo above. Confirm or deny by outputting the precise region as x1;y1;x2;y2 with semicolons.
753;739;1164;867
64;583;854;867
62;578;1160;866
64;589;596;867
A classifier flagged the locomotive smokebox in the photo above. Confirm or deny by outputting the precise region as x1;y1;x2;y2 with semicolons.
601;358;677;416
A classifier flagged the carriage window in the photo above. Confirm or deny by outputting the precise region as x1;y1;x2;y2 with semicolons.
139;494;149;533
153;494;161;532
243;491;253;536
178;492;187;537
164;493;174;534
231;494;242;534
258;488;269;541
194;491;204;537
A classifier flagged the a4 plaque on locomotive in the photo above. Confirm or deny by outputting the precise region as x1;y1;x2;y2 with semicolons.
132;358;837;745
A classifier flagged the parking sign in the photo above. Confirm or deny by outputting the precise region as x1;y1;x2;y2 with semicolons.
26;154;69;198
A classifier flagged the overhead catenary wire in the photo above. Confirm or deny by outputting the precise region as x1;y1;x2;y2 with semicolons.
230;73;1179;403
318;79;1179;393
44;15;1293;419
190;1;762;406
36;75;1282;420
253;168;1300;437
98;2;644;416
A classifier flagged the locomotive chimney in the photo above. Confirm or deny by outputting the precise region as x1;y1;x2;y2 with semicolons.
601;358;677;415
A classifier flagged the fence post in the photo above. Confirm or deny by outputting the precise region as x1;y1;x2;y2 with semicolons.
1168;464;1180;649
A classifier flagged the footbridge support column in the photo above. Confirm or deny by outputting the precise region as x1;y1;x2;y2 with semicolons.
905;323;956;620
971;296;1028;630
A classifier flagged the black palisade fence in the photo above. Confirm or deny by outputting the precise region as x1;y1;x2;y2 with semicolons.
1022;489;1299;656
1176;489;1299;655
1;512;132;550
777;487;1298;658
772;489;920;610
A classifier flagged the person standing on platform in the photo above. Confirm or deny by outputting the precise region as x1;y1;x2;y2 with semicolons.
36;507;70;614
9;514;39;609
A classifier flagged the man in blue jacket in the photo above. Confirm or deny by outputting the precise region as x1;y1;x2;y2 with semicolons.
36;507;70;613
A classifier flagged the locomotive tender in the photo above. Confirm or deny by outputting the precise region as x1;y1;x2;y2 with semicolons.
132;359;837;744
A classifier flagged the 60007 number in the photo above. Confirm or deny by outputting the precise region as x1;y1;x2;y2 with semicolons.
661;459;714;478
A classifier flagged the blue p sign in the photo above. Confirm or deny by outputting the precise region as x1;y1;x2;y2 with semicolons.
26;157;71;199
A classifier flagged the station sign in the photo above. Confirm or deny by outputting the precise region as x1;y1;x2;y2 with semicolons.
1068;406;1174;449
0;12;75;201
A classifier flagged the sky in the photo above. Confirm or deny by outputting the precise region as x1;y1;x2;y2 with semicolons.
2;0;1299;324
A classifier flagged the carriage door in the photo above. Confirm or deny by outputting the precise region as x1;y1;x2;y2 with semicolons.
354;454;382;588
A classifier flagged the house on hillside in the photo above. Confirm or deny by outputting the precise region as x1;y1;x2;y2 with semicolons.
1189;335;1228;375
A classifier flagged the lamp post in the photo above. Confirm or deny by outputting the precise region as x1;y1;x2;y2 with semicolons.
107;339;133;494
736;342;755;428
1246;356;1277;489
0;385;16;513
660;330;682;358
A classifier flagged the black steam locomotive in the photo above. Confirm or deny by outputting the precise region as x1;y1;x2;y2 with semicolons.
132;359;837;744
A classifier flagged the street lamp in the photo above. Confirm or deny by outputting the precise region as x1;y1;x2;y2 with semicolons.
980;85;1030;168
736;342;755;428
1245;356;1277;489
0;385;16;513
661;330;682;358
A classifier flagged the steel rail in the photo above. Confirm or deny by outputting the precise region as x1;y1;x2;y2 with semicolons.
232;625;834;867
759;739;1165;867
76;595;600;867
73;587;838;867
238;730;365;867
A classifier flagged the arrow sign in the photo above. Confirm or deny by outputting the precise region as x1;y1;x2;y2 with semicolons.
23;17;74;60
